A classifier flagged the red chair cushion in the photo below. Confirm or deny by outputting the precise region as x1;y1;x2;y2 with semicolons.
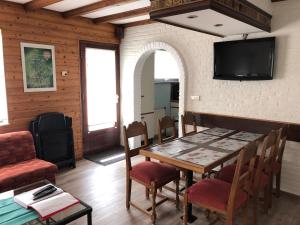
0;159;58;192
188;179;247;211
271;162;281;174
216;164;248;183
217;164;269;188
130;161;179;187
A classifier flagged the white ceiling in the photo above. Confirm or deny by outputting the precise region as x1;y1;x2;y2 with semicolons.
45;0;102;12
6;0;151;24
161;9;262;36
83;1;150;19
5;0;271;33
6;0;31;3
114;14;150;24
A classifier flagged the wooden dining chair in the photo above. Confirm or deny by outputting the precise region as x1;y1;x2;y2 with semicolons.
157;116;187;194
123;121;180;224
216;130;280;225
183;142;258;225
181;113;197;137
157;116;177;144
272;127;287;197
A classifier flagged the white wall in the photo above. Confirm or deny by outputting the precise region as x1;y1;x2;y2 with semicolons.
141;53;155;138
141;53;154;114
120;0;300;195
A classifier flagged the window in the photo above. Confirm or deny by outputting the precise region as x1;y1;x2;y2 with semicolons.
154;50;180;80
85;47;117;131
0;29;8;126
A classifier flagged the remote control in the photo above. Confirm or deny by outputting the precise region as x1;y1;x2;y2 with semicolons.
33;186;57;200
33;185;55;196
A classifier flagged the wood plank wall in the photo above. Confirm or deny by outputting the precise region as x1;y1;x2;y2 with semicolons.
0;1;120;159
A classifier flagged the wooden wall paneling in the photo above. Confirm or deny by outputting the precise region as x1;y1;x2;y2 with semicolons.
187;111;300;142
0;1;120;159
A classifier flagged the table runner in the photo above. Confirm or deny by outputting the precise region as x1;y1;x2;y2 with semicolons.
0;197;38;225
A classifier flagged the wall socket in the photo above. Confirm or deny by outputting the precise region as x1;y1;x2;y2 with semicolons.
61;71;68;77
190;95;201;101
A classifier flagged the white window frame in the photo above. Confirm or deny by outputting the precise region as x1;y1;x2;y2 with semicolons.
0;29;8;126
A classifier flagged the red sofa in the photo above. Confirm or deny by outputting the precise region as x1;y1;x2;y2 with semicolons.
0;131;58;193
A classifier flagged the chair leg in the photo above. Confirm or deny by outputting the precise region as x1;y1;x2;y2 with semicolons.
269;174;273;208
276;171;281;197
226;216;233;225
151;183;157;224
183;192;188;225
242;203;248;225
146;187;150;200
126;178;132;209
175;179;179;210
252;194;258;225
263;186;269;214
205;210;211;219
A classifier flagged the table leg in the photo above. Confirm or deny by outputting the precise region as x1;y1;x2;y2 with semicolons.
87;212;92;225
183;170;197;223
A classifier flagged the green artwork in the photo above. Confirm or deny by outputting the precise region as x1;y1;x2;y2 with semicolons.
21;43;56;92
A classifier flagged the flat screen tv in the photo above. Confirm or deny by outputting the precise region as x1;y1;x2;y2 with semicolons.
214;37;275;80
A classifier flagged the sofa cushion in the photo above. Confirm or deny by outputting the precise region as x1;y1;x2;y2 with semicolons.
0;159;58;192
0;131;36;167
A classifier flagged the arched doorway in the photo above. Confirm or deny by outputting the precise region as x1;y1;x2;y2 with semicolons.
130;42;186;147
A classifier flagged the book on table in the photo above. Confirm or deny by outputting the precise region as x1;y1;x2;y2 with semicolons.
14;185;79;220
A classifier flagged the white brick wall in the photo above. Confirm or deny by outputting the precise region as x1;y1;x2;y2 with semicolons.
120;0;300;195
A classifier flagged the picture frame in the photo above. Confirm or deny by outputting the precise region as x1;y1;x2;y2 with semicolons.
21;42;56;92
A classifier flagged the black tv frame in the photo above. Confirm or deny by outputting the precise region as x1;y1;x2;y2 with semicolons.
213;37;275;81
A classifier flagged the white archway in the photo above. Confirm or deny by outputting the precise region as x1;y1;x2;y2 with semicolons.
130;42;186;146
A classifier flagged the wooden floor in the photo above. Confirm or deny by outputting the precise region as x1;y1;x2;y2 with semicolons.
57;158;300;225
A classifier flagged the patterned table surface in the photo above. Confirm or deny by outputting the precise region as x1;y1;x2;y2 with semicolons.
142;127;264;173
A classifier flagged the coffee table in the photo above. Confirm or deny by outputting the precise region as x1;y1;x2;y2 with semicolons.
0;180;92;225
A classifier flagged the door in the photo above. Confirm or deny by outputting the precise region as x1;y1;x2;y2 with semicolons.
80;42;120;155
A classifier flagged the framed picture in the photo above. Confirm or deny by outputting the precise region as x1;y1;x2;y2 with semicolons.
21;43;56;92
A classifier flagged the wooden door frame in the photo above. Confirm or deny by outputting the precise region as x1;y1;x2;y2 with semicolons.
79;41;121;154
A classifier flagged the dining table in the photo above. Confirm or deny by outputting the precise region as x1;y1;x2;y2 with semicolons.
139;127;265;223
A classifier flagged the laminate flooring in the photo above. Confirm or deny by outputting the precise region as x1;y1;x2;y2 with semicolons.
56;158;300;225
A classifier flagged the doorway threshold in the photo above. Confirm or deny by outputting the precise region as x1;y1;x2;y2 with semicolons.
84;146;125;166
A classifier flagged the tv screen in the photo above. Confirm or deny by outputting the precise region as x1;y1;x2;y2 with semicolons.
214;37;275;80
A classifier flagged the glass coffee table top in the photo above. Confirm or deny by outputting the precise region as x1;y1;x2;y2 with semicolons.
0;180;92;225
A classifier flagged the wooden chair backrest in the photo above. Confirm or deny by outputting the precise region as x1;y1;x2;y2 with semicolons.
181;113;197;136
253;129;280;191
227;142;258;214
157;116;177;144
123;121;149;172
276;126;288;164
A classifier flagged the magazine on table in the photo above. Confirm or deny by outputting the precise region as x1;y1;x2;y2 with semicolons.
14;185;79;220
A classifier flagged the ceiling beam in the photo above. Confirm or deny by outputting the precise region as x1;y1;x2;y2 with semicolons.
124;19;157;28
94;7;150;24
24;0;63;10
63;0;138;18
